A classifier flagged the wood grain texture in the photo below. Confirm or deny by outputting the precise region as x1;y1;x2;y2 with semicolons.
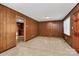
72;11;79;53
0;4;39;53
6;8;16;49
0;5;16;53
63;4;79;53
26;18;38;41
39;21;63;37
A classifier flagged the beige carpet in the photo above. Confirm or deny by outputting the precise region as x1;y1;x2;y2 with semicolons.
0;36;78;56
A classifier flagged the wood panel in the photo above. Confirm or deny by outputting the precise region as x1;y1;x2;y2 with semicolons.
72;11;79;52
0;4;38;53
0;5;7;52
6;8;16;49
0;5;16;53
26;18;31;40
63;4;79;53
39;21;63;37
26;17;38;41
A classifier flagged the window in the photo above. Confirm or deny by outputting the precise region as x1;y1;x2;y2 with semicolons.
64;17;70;36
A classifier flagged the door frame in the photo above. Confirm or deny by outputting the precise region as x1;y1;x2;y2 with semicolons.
16;15;26;41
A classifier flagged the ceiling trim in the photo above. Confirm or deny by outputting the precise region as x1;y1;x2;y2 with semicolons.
39;20;63;22
0;3;77;22
63;3;78;21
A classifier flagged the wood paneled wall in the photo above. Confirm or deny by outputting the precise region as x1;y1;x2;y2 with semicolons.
63;4;79;53
0;4;65;53
39;21;63;37
26;18;38;41
0;5;16;53
0;4;39;53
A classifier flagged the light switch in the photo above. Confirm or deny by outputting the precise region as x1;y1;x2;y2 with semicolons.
72;26;73;30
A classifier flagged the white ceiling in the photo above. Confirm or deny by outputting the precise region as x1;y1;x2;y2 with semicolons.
2;3;77;21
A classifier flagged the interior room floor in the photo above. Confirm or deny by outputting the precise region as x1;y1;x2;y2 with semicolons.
0;36;78;56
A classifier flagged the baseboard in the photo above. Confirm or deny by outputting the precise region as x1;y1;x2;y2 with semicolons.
0;45;16;54
24;35;38;42
38;35;63;38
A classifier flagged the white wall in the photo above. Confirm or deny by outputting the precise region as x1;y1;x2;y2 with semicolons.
64;17;70;36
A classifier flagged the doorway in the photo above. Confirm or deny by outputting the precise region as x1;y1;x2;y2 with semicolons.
16;17;24;43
